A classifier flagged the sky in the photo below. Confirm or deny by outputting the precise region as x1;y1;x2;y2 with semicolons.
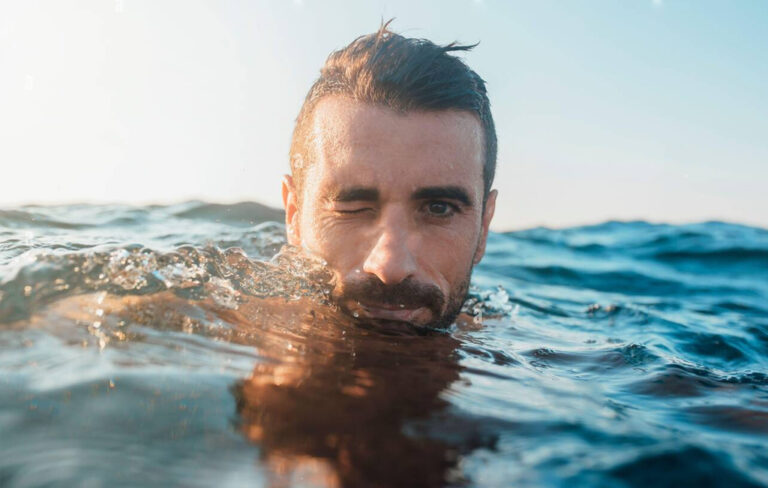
1;0;766;231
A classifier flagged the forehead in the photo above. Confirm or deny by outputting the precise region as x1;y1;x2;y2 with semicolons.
304;96;485;198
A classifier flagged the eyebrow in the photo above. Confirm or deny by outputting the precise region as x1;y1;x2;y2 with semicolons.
412;186;473;207
327;185;473;206
329;186;380;202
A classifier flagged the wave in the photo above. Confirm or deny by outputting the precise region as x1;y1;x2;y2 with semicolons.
170;201;284;225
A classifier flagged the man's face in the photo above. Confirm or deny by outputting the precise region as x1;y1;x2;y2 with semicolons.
282;96;496;328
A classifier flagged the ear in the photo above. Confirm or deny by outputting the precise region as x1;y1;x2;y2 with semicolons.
281;175;301;246
473;189;497;265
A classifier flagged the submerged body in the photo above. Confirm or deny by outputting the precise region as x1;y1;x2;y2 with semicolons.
7;251;481;487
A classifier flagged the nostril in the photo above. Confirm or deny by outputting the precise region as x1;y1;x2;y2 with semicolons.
363;248;416;285
361;223;419;285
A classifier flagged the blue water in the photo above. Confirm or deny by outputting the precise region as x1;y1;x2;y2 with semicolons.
1;202;767;487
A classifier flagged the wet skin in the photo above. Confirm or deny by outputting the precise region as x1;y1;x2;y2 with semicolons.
283;96;497;329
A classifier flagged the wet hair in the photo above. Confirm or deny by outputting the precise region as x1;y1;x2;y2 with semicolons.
289;20;497;200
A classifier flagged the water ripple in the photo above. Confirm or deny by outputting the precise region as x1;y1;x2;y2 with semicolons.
0;204;766;487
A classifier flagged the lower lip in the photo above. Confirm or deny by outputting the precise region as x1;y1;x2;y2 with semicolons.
359;304;425;322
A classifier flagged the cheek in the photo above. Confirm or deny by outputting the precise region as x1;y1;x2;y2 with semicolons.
298;209;368;269
416;224;480;281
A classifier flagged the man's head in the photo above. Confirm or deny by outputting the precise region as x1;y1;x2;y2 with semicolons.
282;23;497;329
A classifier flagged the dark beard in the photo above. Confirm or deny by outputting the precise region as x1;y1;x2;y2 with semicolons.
336;274;470;330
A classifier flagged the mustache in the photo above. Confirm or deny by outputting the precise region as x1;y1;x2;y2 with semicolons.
340;277;446;314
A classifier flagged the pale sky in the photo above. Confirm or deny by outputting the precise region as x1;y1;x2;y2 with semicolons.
1;0;766;230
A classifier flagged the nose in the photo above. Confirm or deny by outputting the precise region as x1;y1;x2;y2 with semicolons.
362;215;418;285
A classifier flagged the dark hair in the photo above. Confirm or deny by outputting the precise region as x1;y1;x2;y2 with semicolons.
289;21;497;199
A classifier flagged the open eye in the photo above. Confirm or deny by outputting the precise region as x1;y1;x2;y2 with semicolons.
425;201;458;217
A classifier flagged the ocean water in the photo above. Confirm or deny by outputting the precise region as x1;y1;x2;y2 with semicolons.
1;202;767;488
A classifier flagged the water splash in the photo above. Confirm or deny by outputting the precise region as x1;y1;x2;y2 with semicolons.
0;241;335;325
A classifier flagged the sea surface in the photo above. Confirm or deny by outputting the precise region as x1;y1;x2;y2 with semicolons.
1;202;767;488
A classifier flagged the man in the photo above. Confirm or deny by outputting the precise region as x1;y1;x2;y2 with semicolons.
12;25;499;487
282;23;498;330
28;25;496;333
